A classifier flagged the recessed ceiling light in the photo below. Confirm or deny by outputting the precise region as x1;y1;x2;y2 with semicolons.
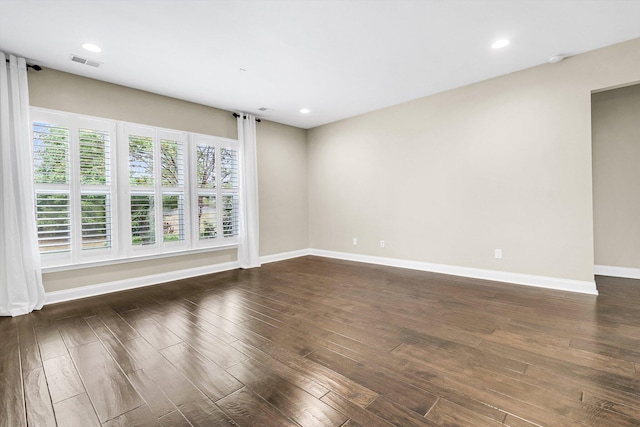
82;43;102;53
300;108;310;114
491;39;510;49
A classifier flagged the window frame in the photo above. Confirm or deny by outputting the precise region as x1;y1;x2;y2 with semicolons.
31;108;239;270
32;109;118;266
191;132;240;249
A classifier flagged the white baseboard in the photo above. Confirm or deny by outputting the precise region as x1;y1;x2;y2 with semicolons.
260;249;311;264
309;249;599;295
44;261;240;305
44;247;602;305
595;265;640;280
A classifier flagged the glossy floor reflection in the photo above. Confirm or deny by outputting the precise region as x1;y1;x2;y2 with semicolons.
1;256;639;426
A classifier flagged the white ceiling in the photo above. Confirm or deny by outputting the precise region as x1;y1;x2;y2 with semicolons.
1;0;639;129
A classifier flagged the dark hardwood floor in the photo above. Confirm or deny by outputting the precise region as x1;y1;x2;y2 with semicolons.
1;256;639;426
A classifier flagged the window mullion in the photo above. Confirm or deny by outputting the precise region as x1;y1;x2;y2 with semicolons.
215;141;222;244
69;124;82;263
153;129;163;251
117;123;132;257
182;139;191;247
108;121;118;256
188;135;197;248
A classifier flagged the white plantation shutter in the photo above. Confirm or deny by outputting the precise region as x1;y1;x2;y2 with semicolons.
79;128;112;250
128;133;156;246
31;109;239;268
33;122;69;184
32;121;71;253
220;147;239;238
196;141;217;240
193;135;239;246
35;193;71;252
161;138;185;244
81;194;110;250
31;110;115;264
79;128;110;185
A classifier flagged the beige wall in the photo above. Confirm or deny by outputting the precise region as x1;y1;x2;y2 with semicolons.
257;121;309;256
308;39;640;283
28;69;238;138
28;69;308;292
592;83;640;269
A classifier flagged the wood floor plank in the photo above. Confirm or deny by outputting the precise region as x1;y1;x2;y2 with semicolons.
16;315;42;373
85;315;142;374
101;405;159;427
425;397;505;426
230;339;331;398
260;342;379;407
93;306;140;342
34;323;68;360
119;309;183;350
320;391;396;427
487;328;637;377
127;369;177;419
0;327;26;427
307;346;438;415
502;414;541;427
53;393;100;427
143;359;208;408
12;258;640;426
157;410;191;427
227;357;348;426
366;395;440;427
160;342;243;400
23;367;56;427
42;354;85;403
161;298;240;344
150;311;246;369
120;336;166;367
56;316;98;348
176;398;237;427
216;387;299;427
69;341;144;422
570;336;640;364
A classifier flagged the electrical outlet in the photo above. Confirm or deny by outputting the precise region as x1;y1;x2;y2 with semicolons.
495;249;503;259
380;240;385;248
352;237;358;246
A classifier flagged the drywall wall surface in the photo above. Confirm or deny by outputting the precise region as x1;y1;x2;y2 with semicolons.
28;68;238;138
592;84;640;269
257;120;309;256
43;249;237;292
308;38;640;283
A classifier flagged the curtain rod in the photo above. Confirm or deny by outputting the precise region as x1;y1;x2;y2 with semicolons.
4;59;42;71
233;113;261;122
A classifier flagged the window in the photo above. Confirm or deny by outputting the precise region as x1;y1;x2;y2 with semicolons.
192;134;239;246
122;124;191;254
32;112;115;265
31;108;239;267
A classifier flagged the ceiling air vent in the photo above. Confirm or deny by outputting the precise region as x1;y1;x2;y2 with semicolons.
69;54;103;68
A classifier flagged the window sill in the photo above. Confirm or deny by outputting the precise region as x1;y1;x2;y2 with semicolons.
41;244;238;274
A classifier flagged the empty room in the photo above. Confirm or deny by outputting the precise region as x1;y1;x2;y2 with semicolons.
1;1;640;426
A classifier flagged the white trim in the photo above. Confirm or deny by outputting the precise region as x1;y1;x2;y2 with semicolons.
260;249;311;264
309;249;599;295
43;247;603;306
595;265;640;280
44;261;239;305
